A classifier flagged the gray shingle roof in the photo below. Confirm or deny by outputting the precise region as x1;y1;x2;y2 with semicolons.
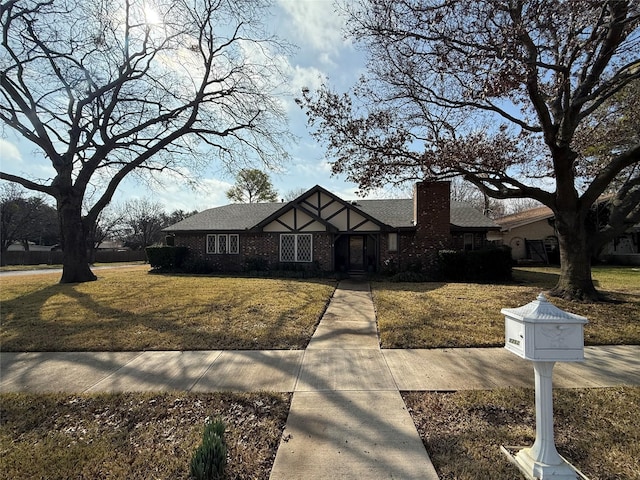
356;199;499;229
164;202;283;232
354;199;414;228
164;197;499;232
450;202;500;229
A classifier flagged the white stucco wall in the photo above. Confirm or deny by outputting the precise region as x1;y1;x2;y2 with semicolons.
499;219;556;260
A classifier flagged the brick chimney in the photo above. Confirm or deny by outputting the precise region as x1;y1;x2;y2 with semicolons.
413;181;451;246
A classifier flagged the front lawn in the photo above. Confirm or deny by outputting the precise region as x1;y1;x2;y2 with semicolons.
0;391;290;480
1;266;639;479
373;266;640;348
404;386;640;480
0;267;335;351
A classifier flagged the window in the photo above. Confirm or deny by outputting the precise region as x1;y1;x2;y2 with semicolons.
229;234;238;254
218;235;227;253
388;233;398;252
464;233;474;251
280;234;312;262
206;234;239;254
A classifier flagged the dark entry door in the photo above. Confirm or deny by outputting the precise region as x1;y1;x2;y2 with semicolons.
349;236;365;270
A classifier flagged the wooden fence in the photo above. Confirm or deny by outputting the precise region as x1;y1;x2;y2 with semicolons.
1;250;147;266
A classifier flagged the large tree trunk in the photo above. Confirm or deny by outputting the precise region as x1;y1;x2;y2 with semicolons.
550;211;600;301
58;196;96;284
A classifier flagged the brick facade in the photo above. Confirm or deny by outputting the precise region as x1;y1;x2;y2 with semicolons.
170;181;460;275
174;232;333;272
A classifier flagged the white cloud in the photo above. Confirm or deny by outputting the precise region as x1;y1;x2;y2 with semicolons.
108;167;234;213
289;65;326;94
147;176;233;212
276;0;350;67
0;139;23;163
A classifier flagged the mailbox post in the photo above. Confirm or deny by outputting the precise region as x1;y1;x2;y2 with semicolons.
501;293;588;480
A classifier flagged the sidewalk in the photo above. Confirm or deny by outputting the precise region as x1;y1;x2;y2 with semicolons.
2;345;637;393
1;280;639;479
269;280;439;479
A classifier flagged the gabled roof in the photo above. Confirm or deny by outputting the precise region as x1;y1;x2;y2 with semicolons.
253;185;386;232
164;185;499;232
164;202;283;232
450;202;501;230
495;205;553;232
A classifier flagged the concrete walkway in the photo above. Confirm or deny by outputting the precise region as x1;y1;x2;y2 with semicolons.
2;280;639;479
269;280;439;479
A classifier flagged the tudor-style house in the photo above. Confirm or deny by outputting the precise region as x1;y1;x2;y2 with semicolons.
163;181;500;275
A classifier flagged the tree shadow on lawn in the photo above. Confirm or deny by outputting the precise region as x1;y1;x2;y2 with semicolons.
370;281;447;292
150;270;336;286
0;281;328;352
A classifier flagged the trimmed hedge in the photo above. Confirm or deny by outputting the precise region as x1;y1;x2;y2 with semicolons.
438;247;513;282
145;246;188;270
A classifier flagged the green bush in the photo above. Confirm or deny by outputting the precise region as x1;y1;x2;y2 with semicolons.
389;271;427;283
437;250;467;281
182;256;217;274
244;257;270;272
146;246;188;270
438;247;512;282
190;418;227;480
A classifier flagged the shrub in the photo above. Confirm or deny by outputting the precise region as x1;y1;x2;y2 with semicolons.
190;418;227;480
437;247;513;282
182;256;217;274
437;250;467;281
389;271;427;283
406;260;423;273
274;261;323;278
146;246;188;271
244;257;270;272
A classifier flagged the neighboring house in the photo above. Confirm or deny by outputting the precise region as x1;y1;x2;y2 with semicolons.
492;204;640;265
96;240;129;251
164;182;500;274
490;206;558;263
6;242;56;252
599;224;640;265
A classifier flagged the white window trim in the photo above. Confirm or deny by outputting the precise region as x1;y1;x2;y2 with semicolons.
280;233;313;263
206;234;239;254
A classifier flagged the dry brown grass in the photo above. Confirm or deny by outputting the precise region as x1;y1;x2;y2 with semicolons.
0;267;335;351
373;266;640;348
0;391;290;480
1;266;638;479
403;386;640;480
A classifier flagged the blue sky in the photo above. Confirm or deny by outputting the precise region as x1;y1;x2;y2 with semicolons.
0;0;391;213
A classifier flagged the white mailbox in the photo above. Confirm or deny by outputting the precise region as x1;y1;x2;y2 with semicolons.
501;294;590;480
502;293;588;362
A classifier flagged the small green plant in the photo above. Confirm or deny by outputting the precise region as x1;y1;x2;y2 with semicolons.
146;246;189;271
190;417;227;480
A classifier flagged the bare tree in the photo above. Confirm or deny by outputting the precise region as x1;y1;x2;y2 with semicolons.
120;198;165;249
283;187;307;202
299;0;640;300
86;203;126;263
1;0;291;283
0;183;59;264
501;198;544;216
449;177;509;218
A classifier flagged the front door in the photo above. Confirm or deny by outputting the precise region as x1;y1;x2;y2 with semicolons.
349;235;365;270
